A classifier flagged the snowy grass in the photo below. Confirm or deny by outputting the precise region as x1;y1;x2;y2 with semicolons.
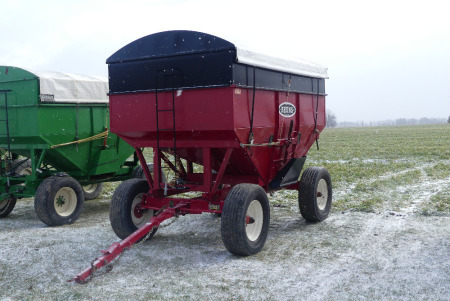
305;124;450;214
1;124;449;300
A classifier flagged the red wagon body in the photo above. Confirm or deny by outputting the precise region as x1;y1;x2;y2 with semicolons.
72;31;331;283
110;87;326;188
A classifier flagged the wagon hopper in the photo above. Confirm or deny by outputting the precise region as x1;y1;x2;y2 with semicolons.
0;67;137;225
72;30;332;283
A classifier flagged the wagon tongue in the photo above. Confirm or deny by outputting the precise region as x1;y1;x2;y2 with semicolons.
69;204;184;284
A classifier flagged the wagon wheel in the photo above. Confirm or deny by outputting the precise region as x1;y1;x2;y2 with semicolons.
12;159;32;176
298;167;332;222
221;184;270;256
34;175;85;226
0;159;33;218
132;163;167;183
0;197;17;218
110;178;158;240
82;183;104;200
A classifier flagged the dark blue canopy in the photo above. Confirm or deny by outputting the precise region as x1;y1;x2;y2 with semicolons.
106;30;236;64
106;30;325;95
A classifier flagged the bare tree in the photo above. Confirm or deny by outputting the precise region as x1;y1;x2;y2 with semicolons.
326;110;337;127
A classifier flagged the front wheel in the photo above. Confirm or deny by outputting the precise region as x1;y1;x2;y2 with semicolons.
34;176;85;226
110;178;157;240
298;167;332;222
221;184;270;256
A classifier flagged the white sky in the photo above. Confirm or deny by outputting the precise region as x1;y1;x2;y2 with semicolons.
1;0;449;122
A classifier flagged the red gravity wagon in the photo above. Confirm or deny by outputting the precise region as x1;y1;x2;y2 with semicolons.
73;30;331;283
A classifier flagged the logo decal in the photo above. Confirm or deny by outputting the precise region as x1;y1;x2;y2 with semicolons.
279;102;296;117
209;204;220;211
40;94;55;102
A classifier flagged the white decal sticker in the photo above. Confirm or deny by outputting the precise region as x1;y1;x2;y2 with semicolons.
279;102;296;117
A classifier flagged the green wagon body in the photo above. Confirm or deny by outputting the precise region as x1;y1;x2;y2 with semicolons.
0;66;137;225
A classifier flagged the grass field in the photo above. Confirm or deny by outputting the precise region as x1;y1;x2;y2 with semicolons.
302;124;450;215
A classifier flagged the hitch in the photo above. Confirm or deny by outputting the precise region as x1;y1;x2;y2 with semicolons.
70;204;184;284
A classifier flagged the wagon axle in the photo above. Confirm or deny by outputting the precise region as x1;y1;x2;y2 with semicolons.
245;215;256;224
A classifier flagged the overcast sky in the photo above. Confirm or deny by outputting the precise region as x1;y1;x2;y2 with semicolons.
1;0;449;122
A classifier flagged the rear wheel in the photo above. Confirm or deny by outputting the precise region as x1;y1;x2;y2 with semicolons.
12;159;32;176
0;197;16;218
34;176;85;226
133;163;167;183
82;183;104;200
110;178;157;240
298;167;332;222
221;184;270;256
0;159;32;218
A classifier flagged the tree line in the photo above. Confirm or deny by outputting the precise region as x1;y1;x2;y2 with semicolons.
326;111;448;128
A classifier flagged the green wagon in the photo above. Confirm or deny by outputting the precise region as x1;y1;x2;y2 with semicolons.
0;66;139;226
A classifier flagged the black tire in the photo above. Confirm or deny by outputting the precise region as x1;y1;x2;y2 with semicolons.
0;197;16;218
110;178;158;240
298;167;332;222
0;159;31;218
82;183;104;200
34;176;85;226
221;184;270;256
12;159;32;176
132;163;167;183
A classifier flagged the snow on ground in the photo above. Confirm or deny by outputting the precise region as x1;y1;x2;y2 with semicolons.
1;193;449;300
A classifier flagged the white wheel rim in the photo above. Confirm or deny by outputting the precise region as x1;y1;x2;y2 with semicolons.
316;179;328;210
0;199;8;210
131;193;154;228
83;184;98;194
19;168;32;176
54;187;78;216
246;200;264;241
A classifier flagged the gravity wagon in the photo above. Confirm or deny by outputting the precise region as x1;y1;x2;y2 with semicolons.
73;30;332;283
0;67;140;226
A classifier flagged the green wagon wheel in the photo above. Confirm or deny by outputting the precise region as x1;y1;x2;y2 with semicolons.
0;197;17;218
53;187;78;216
132;163;167;183
12;159;32;176
82;184;97;193
34;175;85;226
82;183;104;200
0;159;32;218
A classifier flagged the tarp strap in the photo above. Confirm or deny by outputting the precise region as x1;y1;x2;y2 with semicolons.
75;104;79;151
248;68;256;144
314;78;320;150
50;130;109;149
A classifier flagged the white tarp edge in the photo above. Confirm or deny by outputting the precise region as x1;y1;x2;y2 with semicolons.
236;48;328;79
32;70;109;103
